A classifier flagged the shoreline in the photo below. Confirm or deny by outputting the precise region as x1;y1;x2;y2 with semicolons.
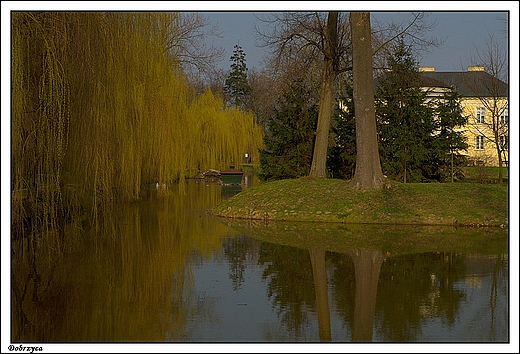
211;177;509;228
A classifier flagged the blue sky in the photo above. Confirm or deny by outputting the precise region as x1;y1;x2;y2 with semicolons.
1;2;515;74
203;11;509;73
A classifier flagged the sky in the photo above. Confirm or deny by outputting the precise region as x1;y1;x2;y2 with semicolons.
203;11;510;73
1;2;517;73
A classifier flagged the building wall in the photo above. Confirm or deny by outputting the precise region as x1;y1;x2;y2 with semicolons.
419;66;509;168
459;97;509;167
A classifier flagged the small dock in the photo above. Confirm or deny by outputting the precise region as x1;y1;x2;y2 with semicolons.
220;164;244;185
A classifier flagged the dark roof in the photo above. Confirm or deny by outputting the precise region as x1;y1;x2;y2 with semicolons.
419;75;450;89
419;71;508;98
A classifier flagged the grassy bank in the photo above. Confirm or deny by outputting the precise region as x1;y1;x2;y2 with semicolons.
212;178;508;227
461;166;509;184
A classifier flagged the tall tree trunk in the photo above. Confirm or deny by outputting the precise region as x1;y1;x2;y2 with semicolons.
349;12;385;189
309;12;338;178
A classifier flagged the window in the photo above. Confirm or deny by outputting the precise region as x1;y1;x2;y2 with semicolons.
476;107;486;124
475;136;485;150
500;135;508;150
500;108;508;125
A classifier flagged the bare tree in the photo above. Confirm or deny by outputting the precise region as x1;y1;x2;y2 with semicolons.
188;67;227;97
255;12;351;178
349;12;385;189
165;12;225;81
371;12;443;73
255;12;440;183
310;12;339;178
247;68;279;130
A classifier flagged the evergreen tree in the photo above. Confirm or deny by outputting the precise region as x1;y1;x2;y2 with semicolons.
332;44;468;183
224;44;251;109
432;87;469;182
258;79;318;181
328;76;357;179
375;40;437;183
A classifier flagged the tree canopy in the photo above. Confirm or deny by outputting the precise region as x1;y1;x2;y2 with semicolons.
331;39;468;183
11;12;264;234
433;87;469;182
258;79;318;180
255;12;440;184
328;76;356;180
224;44;251;109
375;40;467;182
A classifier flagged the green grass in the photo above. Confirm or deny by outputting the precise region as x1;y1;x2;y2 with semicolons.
461;166;508;184
212;177;509;227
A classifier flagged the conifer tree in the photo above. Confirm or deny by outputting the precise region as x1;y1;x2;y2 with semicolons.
432;87;469;182
328;76;357;179
375;40;436;183
258;79;318;181
224;44;251;109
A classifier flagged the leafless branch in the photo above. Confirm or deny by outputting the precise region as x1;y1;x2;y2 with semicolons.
165;12;225;77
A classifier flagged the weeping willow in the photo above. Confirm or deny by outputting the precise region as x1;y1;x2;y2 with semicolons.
184;89;264;176
11;12;264;237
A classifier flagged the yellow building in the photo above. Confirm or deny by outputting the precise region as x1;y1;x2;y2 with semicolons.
420;66;509;167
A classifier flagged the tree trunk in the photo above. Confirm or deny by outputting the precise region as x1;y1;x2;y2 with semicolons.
309;12;338;178
349;12;385;189
497;146;503;184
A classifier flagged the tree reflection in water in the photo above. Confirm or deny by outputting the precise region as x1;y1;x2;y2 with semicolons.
227;219;508;342
11;181;509;343
309;249;332;342
349;249;383;342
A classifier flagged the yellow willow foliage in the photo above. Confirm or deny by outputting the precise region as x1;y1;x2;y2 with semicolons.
185;89;264;176
63;12;189;205
12;12;70;236
11;12;264;233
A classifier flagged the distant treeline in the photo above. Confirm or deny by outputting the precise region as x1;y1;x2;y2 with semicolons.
12;12;264;235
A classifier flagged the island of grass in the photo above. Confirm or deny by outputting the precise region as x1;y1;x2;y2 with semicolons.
212;177;508;227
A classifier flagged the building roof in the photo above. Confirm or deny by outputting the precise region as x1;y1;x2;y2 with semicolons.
419;68;508;98
419;75;450;89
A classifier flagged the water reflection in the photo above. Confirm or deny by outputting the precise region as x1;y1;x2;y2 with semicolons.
215;220;509;343
309;249;331;342
11;180;508;343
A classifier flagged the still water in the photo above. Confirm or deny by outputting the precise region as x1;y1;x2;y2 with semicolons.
11;175;509;345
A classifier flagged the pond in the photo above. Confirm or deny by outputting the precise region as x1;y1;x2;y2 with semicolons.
10;174;509;349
